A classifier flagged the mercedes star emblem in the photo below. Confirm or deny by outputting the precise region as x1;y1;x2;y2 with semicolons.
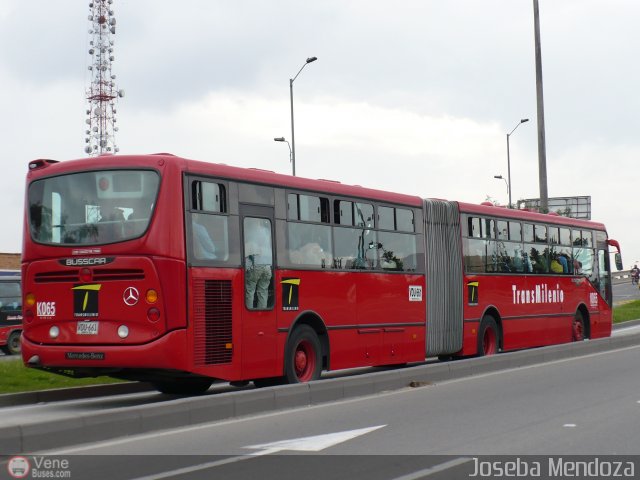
123;286;139;306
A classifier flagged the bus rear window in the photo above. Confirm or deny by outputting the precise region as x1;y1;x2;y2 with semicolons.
28;169;160;245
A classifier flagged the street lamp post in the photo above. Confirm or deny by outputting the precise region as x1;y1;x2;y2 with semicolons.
289;56;317;176
274;137;292;166
506;118;529;208
494;175;509;204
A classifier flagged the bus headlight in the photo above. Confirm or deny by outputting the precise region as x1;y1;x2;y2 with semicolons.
49;326;60;339
117;325;129;339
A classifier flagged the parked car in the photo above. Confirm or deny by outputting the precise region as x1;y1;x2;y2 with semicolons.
0;273;22;355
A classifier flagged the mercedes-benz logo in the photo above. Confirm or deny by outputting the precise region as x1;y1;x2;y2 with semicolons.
123;287;139;306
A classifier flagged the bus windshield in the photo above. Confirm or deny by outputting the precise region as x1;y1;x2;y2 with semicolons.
28;169;160;245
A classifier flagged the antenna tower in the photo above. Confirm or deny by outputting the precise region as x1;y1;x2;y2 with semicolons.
84;0;124;156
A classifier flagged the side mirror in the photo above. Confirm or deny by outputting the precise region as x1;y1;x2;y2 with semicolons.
615;253;623;271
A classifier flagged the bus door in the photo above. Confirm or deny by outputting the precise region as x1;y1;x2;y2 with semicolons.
240;205;278;377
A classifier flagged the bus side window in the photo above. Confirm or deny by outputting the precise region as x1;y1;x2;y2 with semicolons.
469;217;482;238
244;217;274;309
378;231;417;271
190;181;230;262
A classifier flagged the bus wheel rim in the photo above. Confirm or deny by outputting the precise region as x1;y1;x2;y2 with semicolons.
9;333;20;353
294;340;315;382
483;328;496;355
573;318;584;341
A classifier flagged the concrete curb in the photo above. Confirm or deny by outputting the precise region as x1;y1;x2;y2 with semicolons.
614;318;640;329
1;330;639;454
0;382;153;408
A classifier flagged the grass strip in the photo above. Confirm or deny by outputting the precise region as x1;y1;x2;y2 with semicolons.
613;299;640;324
0;358;122;394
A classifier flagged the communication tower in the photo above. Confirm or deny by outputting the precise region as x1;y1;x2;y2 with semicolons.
84;0;124;155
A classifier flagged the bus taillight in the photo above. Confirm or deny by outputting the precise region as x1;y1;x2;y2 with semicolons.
147;308;160;322
79;268;92;283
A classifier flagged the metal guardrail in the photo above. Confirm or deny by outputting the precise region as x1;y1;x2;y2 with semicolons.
613;270;635;285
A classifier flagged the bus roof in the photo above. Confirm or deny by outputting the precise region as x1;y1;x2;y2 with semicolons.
457;201;607;231
27;153;424;208
27;154;607;231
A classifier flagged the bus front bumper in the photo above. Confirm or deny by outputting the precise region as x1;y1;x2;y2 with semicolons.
21;329;189;374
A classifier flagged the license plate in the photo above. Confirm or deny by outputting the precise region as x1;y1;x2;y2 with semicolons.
77;321;99;335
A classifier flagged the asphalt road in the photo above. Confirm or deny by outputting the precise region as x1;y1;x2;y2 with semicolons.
613;277;640;305
2;326;637;429
1;281;639;479
22;340;640;480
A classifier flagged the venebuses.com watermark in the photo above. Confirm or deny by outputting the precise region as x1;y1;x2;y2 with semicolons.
6;456;71;479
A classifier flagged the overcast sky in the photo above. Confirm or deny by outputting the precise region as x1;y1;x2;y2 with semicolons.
1;0;638;267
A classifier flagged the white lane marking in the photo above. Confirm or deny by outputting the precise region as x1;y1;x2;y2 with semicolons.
563;424;577;428
612;325;640;336
391;457;473;480
128;455;258;480
127;425;386;480
45;344;640;455
434;343;640;389
245;425;385;454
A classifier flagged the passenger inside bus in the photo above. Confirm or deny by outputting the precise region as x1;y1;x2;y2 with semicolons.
244;218;273;309
550;255;564;274
121;201;149;237
552;252;569;273
192;218;217;260
100;206;126;241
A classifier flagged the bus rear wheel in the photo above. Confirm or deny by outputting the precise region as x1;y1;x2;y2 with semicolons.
572;310;586;341
152;378;212;395
284;325;322;384
477;315;500;356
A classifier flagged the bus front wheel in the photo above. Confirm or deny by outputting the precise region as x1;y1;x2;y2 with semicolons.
284;325;322;384
477;315;500;356
572;310;587;341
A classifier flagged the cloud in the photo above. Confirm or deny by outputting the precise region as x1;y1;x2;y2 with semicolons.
0;69;87;253
2;0;639;268
120;89;504;203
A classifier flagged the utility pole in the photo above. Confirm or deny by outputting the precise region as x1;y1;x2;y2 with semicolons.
533;0;549;212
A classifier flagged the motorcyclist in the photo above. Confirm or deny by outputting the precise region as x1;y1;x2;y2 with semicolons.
631;264;640;285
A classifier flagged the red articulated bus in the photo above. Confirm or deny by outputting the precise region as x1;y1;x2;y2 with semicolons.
21;154;623;393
